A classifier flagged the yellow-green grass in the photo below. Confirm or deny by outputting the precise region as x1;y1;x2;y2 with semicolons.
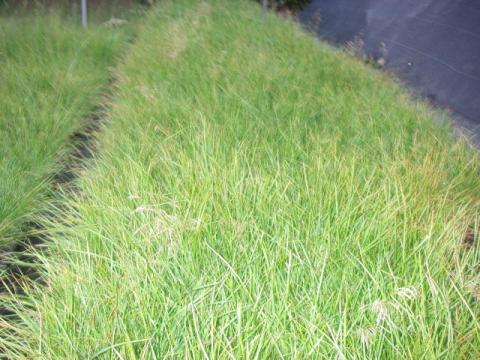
2;0;480;358
0;9;131;247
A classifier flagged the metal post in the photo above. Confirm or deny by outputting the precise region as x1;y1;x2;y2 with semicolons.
262;0;268;20
81;0;87;28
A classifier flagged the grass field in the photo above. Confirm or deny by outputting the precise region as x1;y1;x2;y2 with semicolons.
0;8;132;247
1;0;480;358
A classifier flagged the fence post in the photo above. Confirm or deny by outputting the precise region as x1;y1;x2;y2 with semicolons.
262;0;268;20
81;0;87;28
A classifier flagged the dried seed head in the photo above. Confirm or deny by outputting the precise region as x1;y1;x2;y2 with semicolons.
356;327;376;346
396;286;419;300
371;300;389;324
466;281;480;301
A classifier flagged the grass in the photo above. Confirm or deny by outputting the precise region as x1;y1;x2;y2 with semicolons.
0;7;133;247
1;0;480;358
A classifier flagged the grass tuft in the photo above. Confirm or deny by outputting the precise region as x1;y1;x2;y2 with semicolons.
1;0;479;358
0;7;132;246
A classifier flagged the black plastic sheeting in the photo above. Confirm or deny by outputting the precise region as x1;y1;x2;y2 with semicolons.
299;0;480;143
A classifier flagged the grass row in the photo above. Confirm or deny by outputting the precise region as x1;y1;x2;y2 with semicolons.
0;8;132;247
2;0;480;358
